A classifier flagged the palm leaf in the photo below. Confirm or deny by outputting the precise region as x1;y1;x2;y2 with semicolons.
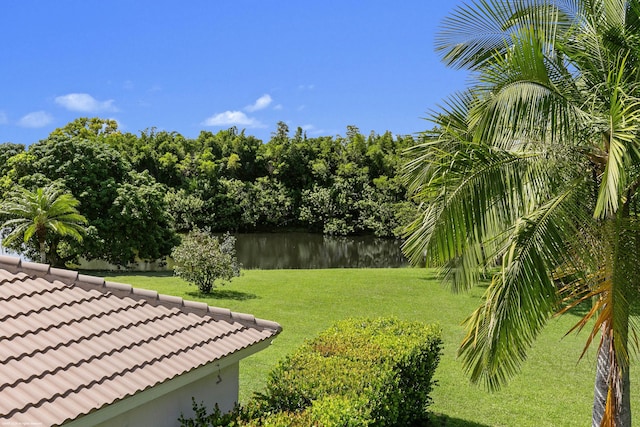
436;0;574;70
459;185;589;390
404;134;558;293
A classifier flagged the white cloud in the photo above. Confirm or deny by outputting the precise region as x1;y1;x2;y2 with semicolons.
302;124;326;135
245;94;273;112
202;111;263;127
55;93;117;113
0;111;8;125
18;111;53;128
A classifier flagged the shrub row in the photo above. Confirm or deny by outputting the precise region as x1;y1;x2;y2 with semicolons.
249;317;442;426
180;317;442;427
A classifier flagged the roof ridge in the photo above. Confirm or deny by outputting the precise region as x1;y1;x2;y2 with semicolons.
0;255;281;333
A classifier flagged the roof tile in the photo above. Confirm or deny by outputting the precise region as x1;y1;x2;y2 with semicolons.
0;257;281;426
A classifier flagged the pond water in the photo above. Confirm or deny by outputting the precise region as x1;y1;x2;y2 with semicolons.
233;232;408;269
1;233;409;270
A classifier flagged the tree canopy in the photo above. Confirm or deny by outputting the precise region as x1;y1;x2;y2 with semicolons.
0;118;416;265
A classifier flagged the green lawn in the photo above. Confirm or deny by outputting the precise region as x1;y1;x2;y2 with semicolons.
103;268;639;427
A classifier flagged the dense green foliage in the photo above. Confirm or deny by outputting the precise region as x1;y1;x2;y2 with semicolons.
1;118;416;265
178;317;442;427
1;125;177;265
251;317;442;426
171;231;240;294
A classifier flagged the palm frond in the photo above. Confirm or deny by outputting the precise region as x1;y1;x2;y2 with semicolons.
593;53;640;218
468;24;581;148
458;185;588;390
403;133;560;294
436;0;575;70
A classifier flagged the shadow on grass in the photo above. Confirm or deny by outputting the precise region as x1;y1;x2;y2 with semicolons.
428;414;491;427
561;300;592;318
563;298;640;318
186;288;258;301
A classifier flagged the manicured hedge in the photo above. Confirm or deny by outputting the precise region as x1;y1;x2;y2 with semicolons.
251;317;442;426
179;317;442;427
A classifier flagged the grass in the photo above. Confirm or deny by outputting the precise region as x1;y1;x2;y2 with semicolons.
103;268;639;427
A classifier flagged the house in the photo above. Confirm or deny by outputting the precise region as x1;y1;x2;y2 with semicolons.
0;255;281;426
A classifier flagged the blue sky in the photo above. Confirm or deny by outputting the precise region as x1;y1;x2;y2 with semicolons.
1;1;468;145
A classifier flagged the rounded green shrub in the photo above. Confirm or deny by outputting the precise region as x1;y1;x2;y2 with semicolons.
255;317;442;426
180;317;442;427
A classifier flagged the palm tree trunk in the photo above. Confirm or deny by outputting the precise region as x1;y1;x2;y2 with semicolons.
39;244;46;263
592;326;631;427
620;366;631;427
36;226;47;264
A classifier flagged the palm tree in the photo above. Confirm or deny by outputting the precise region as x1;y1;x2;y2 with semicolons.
403;1;640;426
0;185;87;264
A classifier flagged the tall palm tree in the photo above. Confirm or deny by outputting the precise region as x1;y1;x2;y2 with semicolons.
403;1;640;425
0;185;87;264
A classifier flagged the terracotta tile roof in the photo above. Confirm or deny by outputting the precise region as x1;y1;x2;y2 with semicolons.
0;255;281;426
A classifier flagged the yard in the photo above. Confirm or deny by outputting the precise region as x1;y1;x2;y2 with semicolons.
104;268;639;427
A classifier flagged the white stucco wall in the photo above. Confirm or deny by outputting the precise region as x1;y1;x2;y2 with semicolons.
90;363;239;427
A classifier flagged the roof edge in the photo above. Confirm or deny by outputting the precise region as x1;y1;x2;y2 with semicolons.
0;256;282;333
62;340;274;427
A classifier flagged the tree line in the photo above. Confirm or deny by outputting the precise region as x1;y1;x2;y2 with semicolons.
0;117;419;266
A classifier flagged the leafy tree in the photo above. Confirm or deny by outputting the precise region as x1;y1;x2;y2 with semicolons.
49;117;119;139
108;171;179;263
18;135;130;218
218;177;294;231
0;143;25;177
4;134;179;265
248;177;294;229
357;176;411;238
403;1;640;425
0;119;416;245
171;230;240;294
0;184;87;264
0;143;26;196
164;189;207;232
299;184;342;234
207;179;244;231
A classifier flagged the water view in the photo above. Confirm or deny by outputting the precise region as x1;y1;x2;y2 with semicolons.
0;233;408;270
234;232;408;269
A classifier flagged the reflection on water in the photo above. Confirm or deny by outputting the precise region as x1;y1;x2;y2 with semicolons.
234;232;408;269
1;234;409;270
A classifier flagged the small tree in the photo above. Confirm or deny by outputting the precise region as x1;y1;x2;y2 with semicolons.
0;184;87;264
171;230;240;294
